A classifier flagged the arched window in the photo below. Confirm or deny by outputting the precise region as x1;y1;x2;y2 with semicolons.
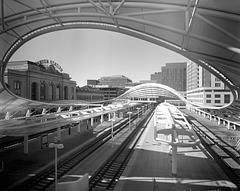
56;85;60;100
71;87;74;99
31;82;38;100
40;83;46;100
49;84;53;100
64;86;68;100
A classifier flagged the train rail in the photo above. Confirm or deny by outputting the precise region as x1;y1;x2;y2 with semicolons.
8;113;140;191
89;108;153;190
186;115;240;189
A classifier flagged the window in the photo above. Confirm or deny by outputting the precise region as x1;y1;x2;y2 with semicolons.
215;100;221;103
224;94;230;103
215;94;221;98
56;85;60;100
31;82;38;100
215;83;221;87
14;81;21;89
49;84;53;100
71;87;74;99
206;94;211;98
206;100;211;103
40;83;46;100
215;78;220;81
64;86;68;100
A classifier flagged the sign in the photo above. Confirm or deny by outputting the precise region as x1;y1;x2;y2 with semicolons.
6;64;28;70
41;134;48;149
36;59;63;73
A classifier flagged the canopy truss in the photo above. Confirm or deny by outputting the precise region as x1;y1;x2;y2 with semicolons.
0;0;240;116
117;83;183;100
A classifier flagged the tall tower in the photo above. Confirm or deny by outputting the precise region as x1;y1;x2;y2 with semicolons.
187;61;199;91
161;62;187;92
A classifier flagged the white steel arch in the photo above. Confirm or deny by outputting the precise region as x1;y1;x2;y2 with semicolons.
116;83;233;109
117;83;184;100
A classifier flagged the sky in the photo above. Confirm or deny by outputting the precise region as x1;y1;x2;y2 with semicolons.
10;29;188;86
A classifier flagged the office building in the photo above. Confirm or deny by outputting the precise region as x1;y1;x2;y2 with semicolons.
139;80;157;84
76;86;104;102
99;75;132;87
150;72;162;83
94;85;126;100
87;79;100;86
161;62;187;92
187;61;233;106
150;62;187;94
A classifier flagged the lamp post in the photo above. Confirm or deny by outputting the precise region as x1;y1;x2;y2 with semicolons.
127;112;132;130
49;137;64;191
141;105;145;115
109;118;115;147
136;108;140;120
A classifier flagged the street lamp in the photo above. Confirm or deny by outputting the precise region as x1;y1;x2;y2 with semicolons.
127;112;132;130
49;137;64;191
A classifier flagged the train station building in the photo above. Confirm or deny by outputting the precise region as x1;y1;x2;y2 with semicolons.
4;60;77;102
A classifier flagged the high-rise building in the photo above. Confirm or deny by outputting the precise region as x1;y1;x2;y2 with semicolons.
150;62;187;98
187;61;199;90
187;61;233;106
161;62;187;92
99;75;132;87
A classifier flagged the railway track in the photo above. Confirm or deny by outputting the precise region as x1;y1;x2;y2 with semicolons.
186;115;240;189
9;113;139;191
89;108;153;190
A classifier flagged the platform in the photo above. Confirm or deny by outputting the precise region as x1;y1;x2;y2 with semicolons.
1;109;240;191
0;119;103;191
114;110;238;191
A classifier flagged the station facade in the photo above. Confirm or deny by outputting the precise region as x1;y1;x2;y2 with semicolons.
4;60;76;102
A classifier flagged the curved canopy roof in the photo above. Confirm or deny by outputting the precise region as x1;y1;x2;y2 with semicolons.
0;0;240;116
117;83;184;100
116;83;233;110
